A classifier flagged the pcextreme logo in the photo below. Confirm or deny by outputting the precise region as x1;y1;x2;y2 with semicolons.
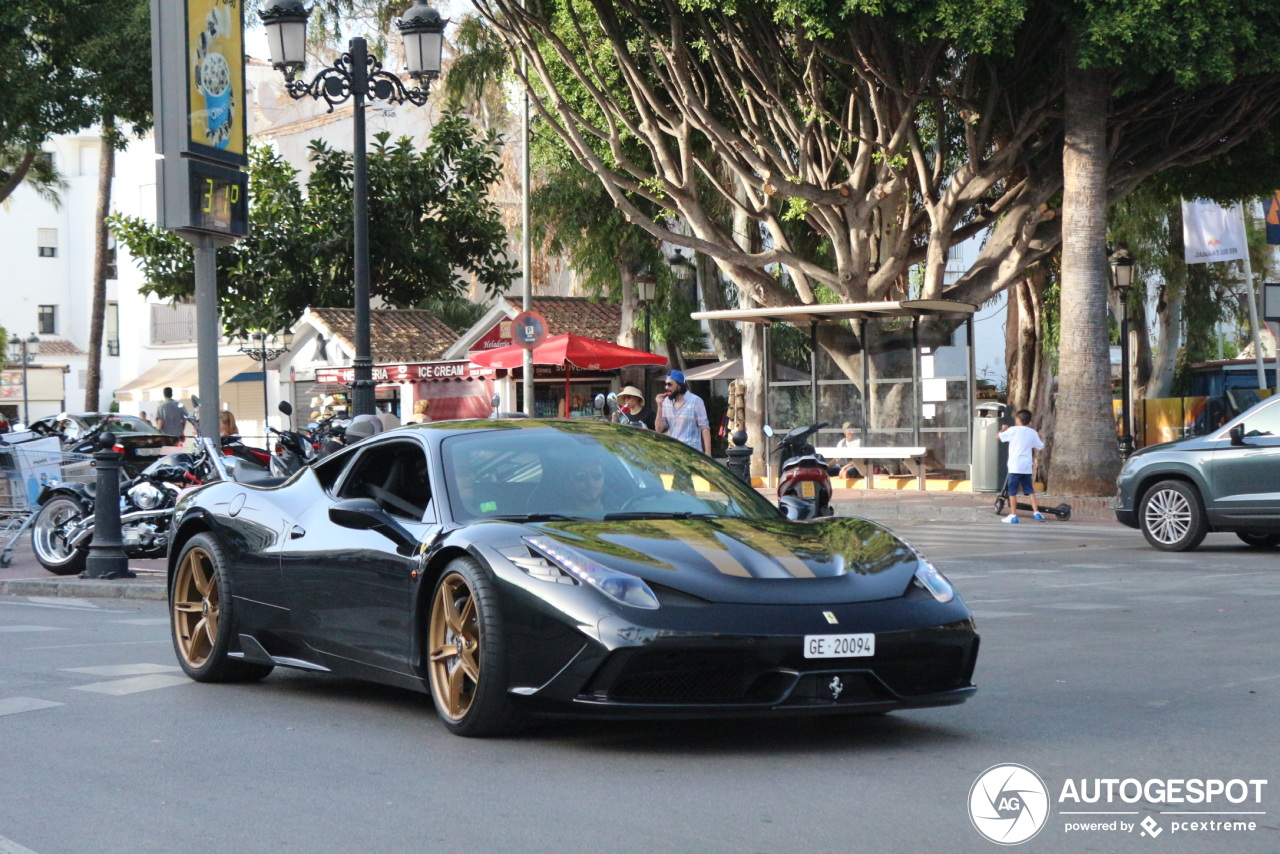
969;764;1051;845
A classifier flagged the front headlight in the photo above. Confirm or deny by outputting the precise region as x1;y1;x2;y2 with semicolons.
523;536;660;610
912;556;955;603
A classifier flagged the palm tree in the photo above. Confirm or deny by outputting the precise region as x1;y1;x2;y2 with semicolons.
0;144;66;208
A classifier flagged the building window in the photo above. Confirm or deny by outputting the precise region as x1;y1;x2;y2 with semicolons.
37;229;57;258
105;235;118;280
106;302;120;356
151;302;197;344
38;305;57;335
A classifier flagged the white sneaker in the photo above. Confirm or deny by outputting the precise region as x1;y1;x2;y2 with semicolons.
1001;514;1019;524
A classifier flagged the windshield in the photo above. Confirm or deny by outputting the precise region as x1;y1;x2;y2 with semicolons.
441;424;779;523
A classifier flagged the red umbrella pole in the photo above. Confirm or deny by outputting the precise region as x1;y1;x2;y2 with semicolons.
564;365;572;417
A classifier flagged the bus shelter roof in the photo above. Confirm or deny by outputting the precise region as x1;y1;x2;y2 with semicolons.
690;299;976;326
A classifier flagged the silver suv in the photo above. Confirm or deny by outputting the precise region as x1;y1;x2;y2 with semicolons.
1115;395;1280;551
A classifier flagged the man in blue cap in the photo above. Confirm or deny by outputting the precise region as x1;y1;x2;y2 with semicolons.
654;369;711;454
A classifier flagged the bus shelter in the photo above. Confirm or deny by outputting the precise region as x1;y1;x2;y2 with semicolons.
691;300;978;479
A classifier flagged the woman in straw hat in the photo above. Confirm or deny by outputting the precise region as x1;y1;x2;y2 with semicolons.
613;385;654;429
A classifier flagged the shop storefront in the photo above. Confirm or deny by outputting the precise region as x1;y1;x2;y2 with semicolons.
315;360;495;422
511;364;617;418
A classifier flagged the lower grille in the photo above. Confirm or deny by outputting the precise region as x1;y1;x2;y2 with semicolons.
604;651;789;704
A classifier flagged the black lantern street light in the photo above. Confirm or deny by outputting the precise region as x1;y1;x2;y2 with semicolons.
6;333;41;426
259;0;446;417
238;331;294;439
634;269;657;404
1109;245;1136;458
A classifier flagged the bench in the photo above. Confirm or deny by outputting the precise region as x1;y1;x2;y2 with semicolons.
812;446;929;489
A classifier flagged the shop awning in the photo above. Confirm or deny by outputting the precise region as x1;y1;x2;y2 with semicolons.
116;355;259;402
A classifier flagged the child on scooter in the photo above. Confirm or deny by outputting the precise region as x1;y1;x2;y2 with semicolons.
998;409;1045;523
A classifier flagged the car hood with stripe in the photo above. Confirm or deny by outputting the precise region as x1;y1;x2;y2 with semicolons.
520;517;919;605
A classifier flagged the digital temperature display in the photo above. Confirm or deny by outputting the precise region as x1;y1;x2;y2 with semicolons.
186;160;248;236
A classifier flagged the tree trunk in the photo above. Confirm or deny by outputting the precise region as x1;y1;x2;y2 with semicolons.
1148;205;1188;400
0;149;38;205
1049;61;1120;495
1005;267;1048;412
85;118;116;412
698;253;739;360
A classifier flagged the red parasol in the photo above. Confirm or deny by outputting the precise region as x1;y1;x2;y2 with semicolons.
469;333;667;415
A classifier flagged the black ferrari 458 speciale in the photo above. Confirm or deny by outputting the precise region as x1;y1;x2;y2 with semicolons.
167;419;978;736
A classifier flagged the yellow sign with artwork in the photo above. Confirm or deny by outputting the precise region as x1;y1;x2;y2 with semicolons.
186;0;245;159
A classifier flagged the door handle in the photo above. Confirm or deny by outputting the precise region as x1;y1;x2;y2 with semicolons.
289;526;306;539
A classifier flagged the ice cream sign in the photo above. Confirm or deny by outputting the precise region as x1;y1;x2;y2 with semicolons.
185;0;245;160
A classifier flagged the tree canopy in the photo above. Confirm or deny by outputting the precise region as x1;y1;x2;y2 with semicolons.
111;112;517;336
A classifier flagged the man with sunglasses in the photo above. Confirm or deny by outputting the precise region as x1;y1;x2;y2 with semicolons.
654;369;711;455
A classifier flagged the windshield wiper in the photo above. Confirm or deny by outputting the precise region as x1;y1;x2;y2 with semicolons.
602;511;717;521
488;513;579;522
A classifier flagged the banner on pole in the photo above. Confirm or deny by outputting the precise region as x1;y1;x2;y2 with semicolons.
1181;199;1248;264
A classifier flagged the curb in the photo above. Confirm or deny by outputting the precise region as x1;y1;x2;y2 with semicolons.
0;578;167;601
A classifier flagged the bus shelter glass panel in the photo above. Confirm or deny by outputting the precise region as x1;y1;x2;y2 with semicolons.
864;317;916;447
918;316;972;473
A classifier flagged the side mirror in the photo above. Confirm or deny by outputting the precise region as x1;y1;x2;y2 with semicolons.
606;392;619;412
1229;423;1246;446
191;395;200;408
329;498;418;556
594;393;606;412
763;425;774;438
278;401;293;417
491;393;501;409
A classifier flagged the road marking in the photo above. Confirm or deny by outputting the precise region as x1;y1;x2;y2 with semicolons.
109;618;170;626
1041;602;1129;610
61;663;182;677
0;833;41;854
21;597;101;609
0;697;65;717
71;675;191;695
0;626;64;633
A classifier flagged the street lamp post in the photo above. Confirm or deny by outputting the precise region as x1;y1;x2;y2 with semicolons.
6;334;41;426
634;269;657;404
1109;246;1136;458
238;331;294;439
260;0;446;417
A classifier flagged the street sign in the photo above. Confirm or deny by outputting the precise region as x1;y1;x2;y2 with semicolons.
510;311;549;349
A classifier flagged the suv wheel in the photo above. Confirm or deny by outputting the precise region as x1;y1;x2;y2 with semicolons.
1139;480;1208;552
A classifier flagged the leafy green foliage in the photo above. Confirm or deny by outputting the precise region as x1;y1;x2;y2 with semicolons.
112;112;516;337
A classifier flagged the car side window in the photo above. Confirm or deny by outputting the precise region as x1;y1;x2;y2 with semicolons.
1238;401;1280;438
337;441;432;521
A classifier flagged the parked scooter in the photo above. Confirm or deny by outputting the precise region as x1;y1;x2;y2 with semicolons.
764;423;838;520
29;400;233;575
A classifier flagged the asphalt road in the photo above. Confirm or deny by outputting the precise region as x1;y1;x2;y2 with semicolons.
0;522;1276;854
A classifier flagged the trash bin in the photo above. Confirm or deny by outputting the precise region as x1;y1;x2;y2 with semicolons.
972;402;1009;493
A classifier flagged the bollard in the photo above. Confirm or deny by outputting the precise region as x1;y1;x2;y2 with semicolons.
724;429;753;483
80;431;135;580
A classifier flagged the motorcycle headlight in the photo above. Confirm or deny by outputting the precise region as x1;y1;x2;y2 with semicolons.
127;482;166;510
523;536;659;610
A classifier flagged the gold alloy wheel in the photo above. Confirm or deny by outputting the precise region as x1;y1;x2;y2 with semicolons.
428;572;481;722
172;546;221;668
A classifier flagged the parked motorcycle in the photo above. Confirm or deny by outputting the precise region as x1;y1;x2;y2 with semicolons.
268;401;311;476
29;398;235;575
764;423;838;520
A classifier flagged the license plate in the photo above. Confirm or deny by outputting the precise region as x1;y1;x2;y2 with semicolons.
800;480;816;499
804;633;875;659
134;448;166;457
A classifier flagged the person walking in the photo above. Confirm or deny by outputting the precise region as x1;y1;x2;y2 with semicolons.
613;386;653;429
654;370;711;454
155;387;186;439
998;408;1046;522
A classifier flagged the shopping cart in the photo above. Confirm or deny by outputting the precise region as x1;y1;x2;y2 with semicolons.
0;440;97;567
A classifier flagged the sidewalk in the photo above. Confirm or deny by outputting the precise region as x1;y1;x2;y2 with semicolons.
0;547;167;601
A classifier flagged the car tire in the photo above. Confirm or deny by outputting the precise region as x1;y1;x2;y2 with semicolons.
427;557;520;737
1139;480;1208;552
30;495;89;576
170;533;274;683
1236;531;1280;549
